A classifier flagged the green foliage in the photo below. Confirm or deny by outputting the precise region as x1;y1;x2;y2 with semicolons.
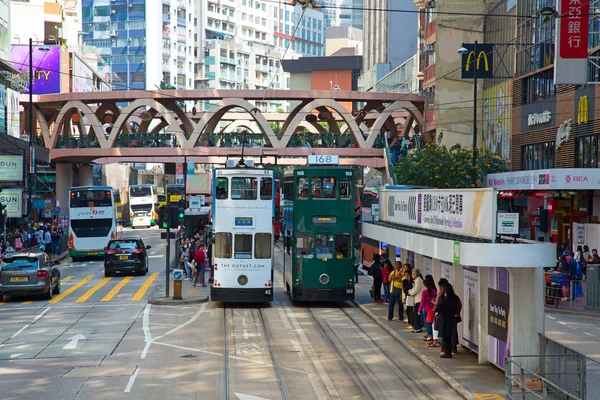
394;143;508;188
156;81;184;109
269;121;281;135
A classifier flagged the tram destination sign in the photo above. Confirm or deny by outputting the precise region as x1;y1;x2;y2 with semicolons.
379;188;496;240
308;155;339;165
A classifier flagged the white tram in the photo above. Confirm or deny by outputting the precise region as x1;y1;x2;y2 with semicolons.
211;160;275;302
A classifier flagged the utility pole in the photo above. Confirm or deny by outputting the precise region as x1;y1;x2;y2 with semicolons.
165;192;171;298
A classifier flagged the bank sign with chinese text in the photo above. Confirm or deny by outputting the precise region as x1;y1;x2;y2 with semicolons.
554;0;589;85
487;168;600;190
379;188;496;240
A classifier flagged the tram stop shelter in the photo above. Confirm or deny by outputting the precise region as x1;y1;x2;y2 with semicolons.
361;187;555;373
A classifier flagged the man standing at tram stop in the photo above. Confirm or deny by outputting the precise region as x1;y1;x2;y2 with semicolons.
193;243;207;288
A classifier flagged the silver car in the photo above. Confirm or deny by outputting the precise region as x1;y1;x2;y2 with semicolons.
0;252;61;301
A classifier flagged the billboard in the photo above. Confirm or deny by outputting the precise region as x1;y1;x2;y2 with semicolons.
460;43;494;79
554;0;589;85
6;88;19;138
11;45;62;94
72;54;93;93
0;155;23;181
379;188;497;240
0;188;23;218
483;81;511;161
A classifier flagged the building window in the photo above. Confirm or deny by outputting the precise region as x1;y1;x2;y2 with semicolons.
575;135;599;168
522;69;555;104
521;141;555;170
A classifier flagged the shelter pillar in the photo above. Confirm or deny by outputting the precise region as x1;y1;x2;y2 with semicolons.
478;267;490;365
55;163;73;217
79;165;94;186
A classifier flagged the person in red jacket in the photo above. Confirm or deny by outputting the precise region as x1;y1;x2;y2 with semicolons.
193;244;207;287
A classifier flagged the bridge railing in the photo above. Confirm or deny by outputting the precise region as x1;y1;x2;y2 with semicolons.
52;131;388;149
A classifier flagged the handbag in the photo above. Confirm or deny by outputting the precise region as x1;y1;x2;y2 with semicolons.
434;313;444;333
426;308;435;323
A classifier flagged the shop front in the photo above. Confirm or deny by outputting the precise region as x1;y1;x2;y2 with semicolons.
487;168;600;249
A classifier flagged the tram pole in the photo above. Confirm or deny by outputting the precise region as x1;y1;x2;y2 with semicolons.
165;192;171;298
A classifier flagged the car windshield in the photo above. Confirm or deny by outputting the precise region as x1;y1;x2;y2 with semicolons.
108;241;140;250
1;257;39;270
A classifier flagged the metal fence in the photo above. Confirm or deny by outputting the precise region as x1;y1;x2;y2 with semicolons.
544;274;600;312
506;335;600;399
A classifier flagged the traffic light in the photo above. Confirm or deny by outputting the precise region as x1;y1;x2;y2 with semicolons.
0;203;6;231
157;205;169;229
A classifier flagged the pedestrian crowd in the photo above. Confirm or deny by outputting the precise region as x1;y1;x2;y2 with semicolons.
554;243;594;301
0;224;64;260
178;223;213;287
364;254;462;359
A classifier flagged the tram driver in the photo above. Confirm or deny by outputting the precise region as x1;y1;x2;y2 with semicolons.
315;238;332;258
216;186;227;199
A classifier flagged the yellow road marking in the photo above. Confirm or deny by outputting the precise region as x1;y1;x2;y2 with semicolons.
62;276;75;282
132;272;159;301
101;276;132;302
0;302;5;306
22;301;33;305
75;277;112;303
474;395;504;400
49;274;95;303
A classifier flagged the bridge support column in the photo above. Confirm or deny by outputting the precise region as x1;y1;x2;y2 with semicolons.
55;163;73;217
79;165;94;186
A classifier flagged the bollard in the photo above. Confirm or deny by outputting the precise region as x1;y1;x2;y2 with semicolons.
173;269;183;300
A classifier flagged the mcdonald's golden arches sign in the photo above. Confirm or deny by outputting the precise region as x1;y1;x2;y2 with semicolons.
578;95;589;125
461;43;494;79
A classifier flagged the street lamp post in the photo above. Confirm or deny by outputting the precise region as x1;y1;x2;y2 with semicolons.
458;41;478;186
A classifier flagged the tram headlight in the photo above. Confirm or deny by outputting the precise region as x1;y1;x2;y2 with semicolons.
238;275;248;286
319;274;330;285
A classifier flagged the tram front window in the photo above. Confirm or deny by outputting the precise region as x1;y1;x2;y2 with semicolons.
312;177;336;199
335;233;352;258
296;232;314;258
297;178;309;199
215;233;232;258
339;178;352;199
315;234;334;259
232;177;257;200
216;177;228;200
234;234;253;259
254;233;272;259
260;177;273;200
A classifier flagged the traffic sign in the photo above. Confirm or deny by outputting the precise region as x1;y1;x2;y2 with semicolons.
173;270;183;281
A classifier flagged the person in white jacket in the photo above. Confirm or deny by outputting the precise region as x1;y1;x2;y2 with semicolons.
408;269;424;333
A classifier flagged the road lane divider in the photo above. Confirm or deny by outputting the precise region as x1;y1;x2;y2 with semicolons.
76;277;112;303
101;276;132;302
132;273;159;301
62;276;75;281
49;274;95;304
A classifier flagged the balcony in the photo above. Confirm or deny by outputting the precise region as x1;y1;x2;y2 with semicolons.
220;56;235;65
424;64;435;84
424;20;436;44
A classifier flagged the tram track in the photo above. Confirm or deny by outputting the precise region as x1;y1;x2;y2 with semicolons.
307;306;436;400
222;304;289;400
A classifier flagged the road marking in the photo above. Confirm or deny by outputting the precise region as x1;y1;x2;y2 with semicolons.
63;334;86;349
234;393;271;400
547;315;556;320
75;277;112;303
10;307;50;338
584;332;594;336
132;272;159;301
474;395;505;400
101;276;132;302
22;301;33;305
243;329;249;340
49;275;94;303
141;304;152;359
62;276;75;281
0;302;5;306
124;366;140;393
559;321;567;326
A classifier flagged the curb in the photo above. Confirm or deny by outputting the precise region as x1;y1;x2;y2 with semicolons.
356;302;477;400
546;309;600;320
149;295;209;305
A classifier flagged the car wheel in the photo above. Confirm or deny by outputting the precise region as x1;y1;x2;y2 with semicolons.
104;270;111;277
53;280;61;295
45;285;53;300
72;257;79;262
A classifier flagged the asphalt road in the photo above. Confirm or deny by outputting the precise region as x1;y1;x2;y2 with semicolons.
0;228;461;400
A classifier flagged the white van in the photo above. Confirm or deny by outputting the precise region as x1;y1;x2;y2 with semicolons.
131;211;152;228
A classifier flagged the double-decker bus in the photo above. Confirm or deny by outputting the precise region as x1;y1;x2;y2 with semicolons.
284;158;355;301
129;184;158;225
68;186;117;261
211;162;274;302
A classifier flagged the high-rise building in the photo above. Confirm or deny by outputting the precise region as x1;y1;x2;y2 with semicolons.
326;26;362;56
321;0;340;28
81;0;195;91
339;0;363;30
273;3;325;57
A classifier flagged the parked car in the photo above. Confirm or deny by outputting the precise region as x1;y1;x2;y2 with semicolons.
0;251;60;301
104;237;151;277
131;211;152;229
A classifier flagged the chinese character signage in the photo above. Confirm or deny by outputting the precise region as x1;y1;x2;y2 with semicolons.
555;0;590;85
488;288;509;342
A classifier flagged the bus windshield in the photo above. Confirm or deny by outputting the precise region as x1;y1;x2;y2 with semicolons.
130;186;153;197
70;189;112;208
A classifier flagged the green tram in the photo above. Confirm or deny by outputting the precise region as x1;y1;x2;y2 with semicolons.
283;161;355;301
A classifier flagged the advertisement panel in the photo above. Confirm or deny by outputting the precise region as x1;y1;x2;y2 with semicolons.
487;168;600;191
11;45;62;94
0;155;23;181
72;54;93;93
488;288;510;342
462;267;479;350
6;88;20;138
0;189;23;218
488;267;509;369
423;257;432;277
379;188;496;240
441;262;453;284
482;81;511;161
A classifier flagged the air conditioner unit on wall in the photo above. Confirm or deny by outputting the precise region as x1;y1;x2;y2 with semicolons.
424;44;434;53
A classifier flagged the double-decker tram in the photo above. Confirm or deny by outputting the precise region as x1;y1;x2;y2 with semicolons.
284;156;356;301
211;160;275;302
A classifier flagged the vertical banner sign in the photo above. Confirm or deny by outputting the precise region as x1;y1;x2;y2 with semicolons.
441;262;454;284
488;288;510;342
555;0;590;85
6;88;20;138
423;257;433;277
